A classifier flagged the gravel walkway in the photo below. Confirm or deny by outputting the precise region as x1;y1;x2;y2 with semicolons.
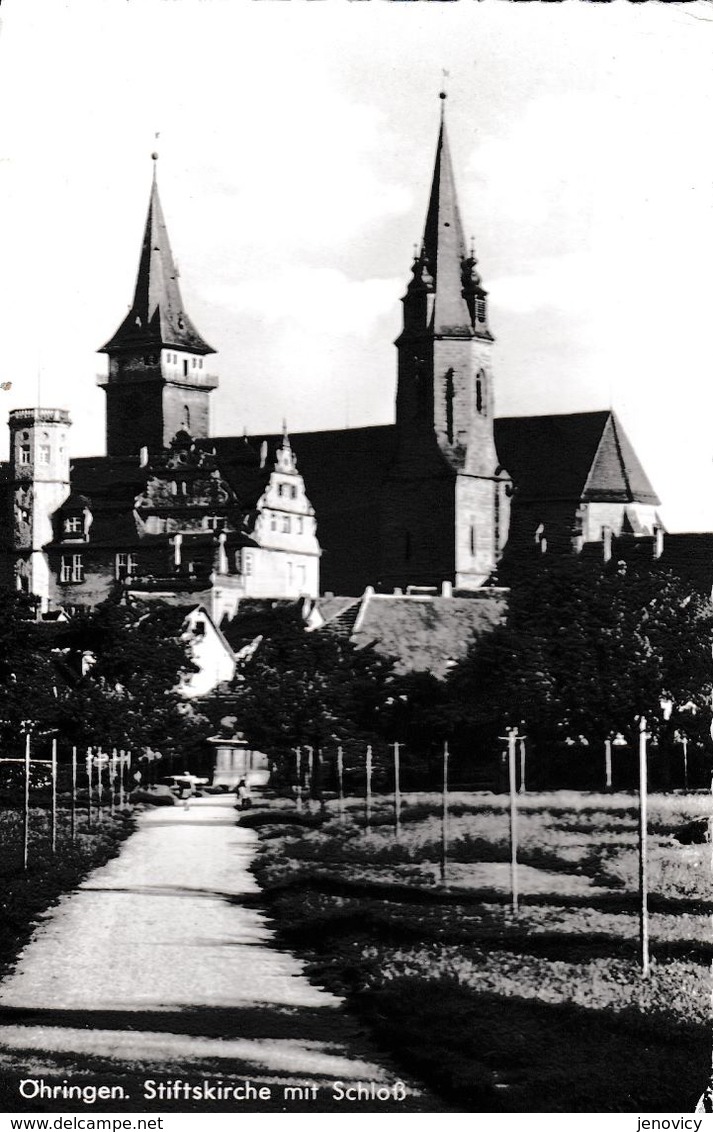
0;797;439;1112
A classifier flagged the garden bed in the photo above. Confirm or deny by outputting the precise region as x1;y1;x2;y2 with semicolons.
244;790;711;1112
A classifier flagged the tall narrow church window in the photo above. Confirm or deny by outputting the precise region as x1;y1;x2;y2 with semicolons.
470;524;476;558
445;369;455;444
181;405;191;432
476;371;485;415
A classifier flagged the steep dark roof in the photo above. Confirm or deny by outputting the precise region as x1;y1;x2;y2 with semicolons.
100;173;214;356
324;590;507;677
495;411;660;506
423;108;473;336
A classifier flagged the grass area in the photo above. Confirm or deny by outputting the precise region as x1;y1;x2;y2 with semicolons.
245;790;712;1113
0;805;134;978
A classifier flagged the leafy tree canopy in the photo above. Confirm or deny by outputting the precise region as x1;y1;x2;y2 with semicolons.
447;554;713;745
216;608;396;759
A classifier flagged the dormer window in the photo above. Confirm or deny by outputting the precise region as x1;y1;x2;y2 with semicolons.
64;515;84;536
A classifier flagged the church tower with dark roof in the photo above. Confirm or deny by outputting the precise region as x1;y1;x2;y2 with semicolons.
98;156;217;457
381;95;511;591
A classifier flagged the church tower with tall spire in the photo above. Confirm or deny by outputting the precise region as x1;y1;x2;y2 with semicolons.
98;155;217;457
380;94;511;591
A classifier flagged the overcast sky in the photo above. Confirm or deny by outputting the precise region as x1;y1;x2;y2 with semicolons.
0;0;712;530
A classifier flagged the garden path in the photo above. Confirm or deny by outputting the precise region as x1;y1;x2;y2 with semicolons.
0;796;433;1111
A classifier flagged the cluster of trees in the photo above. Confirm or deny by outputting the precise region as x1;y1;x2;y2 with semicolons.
216;556;712;783
0;591;205;760
0;551;708;786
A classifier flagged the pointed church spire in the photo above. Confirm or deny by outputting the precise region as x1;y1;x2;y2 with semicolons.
100;157;215;356
421;94;491;340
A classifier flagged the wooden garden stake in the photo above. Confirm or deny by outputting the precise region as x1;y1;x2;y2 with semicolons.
337;746;345;822
23;732;30;871
638;716;650;976
295;747;302;813
393;742;401;838
87;748;94;829
365;745;372;832
51;738;57;855
504;727;520;914
71;746;77;841
440;741;449;884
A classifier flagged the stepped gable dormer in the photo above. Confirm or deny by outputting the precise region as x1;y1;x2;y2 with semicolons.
98;155;218;457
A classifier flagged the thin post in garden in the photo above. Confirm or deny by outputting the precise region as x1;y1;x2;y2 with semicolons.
306;745;314;801
23;731;31;871
365;745;372;833
501;726;520;915
518;736;527;794
682;735;689;792
109;749;117;817
604;738;613;791
118;750;125;809
96;751;104;821
86;748;93;830
71;746;77;842
337;745;345;822
638;716;650;977
440;741;449;884
51;738;57;856
295;747;302;813
393;742;401;838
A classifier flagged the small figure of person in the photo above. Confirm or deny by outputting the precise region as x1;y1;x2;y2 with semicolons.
236;778;252;810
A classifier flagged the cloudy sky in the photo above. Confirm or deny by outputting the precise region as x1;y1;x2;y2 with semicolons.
0;0;712;530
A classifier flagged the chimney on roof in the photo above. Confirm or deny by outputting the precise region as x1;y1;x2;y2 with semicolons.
654;526;664;559
602;526;612;563
441;580;453;598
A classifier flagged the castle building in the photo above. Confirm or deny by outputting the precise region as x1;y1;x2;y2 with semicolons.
0;97;664;618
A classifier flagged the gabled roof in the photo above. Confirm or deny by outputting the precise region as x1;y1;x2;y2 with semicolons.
99;170;214;356
322;590;507;677
495;411;660;506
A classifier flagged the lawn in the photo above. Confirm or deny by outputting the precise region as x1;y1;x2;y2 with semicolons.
244;790;712;1113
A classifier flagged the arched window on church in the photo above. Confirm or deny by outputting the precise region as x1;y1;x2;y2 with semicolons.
445;369;455;444
181;405;191;432
476;370;486;415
